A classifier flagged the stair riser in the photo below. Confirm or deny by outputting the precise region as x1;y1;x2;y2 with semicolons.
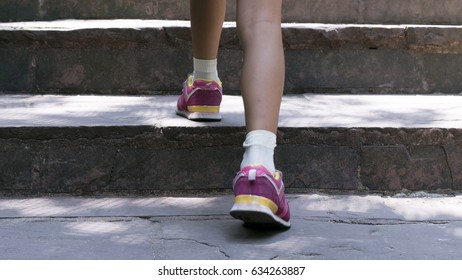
2;0;462;24
2;25;462;94
1;127;460;196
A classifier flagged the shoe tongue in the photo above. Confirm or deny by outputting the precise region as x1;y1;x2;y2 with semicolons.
248;169;257;181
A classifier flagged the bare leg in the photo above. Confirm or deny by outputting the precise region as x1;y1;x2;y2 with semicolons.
229;0;291;228
237;0;285;134
190;0;226;60
176;0;225;121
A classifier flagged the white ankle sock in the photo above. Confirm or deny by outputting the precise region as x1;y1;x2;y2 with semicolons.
193;58;219;82
240;130;276;174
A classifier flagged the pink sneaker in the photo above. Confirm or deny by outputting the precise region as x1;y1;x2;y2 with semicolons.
230;165;291;229
176;75;222;121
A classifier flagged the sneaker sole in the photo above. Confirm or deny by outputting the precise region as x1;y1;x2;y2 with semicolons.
230;203;291;229
176;110;222;121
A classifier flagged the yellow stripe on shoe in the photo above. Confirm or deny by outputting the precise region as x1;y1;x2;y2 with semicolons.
187;106;220;113
188;75;222;86
234;195;278;214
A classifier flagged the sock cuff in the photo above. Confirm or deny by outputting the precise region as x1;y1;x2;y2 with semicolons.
243;130;277;149
193;57;218;73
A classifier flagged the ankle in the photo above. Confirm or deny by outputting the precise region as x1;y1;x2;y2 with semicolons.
193;57;220;82
240;130;277;174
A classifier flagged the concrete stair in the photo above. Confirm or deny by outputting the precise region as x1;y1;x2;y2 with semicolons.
1;0;462;196
1;94;461;196
2;20;462;95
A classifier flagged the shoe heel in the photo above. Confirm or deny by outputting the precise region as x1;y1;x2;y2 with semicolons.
176;110;222;121
230;195;291;228
232;195;278;214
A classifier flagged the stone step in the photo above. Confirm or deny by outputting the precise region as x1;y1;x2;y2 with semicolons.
1;94;461;196
2;20;462;95
1;195;462;260
2;0;462;25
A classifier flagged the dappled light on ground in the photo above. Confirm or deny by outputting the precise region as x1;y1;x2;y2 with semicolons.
1;195;462;259
2;94;462;128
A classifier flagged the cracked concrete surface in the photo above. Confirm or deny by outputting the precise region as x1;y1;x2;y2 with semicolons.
1;194;462;260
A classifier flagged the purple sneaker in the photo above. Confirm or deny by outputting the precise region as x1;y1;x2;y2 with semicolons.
230;165;291;229
176;75;222;121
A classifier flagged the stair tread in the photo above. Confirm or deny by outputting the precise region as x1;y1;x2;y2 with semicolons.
2;19;462;30
1;94;461;129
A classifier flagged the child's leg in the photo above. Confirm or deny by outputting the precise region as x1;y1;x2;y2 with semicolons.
236;0;284;174
190;0;226;81
176;0;225;121
231;0;290;228
190;0;226;60
236;0;285;134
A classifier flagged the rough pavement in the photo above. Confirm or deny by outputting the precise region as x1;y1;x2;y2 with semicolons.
1;194;461;260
